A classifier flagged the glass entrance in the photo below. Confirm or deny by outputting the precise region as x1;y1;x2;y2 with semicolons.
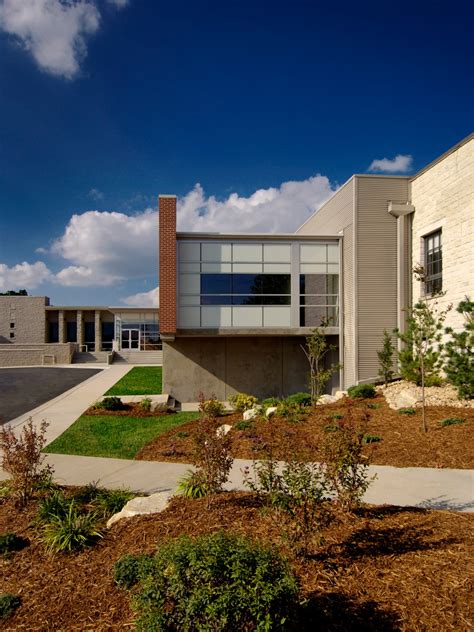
121;328;140;350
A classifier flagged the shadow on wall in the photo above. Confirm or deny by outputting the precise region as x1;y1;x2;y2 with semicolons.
163;336;340;402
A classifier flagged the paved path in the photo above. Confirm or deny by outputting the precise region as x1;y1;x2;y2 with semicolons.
4;364;133;445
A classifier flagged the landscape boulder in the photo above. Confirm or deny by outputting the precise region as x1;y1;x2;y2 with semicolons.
216;424;232;436
317;394;338;405
265;406;278;418
243;408;258;421
392;388;421;410
107;491;171;528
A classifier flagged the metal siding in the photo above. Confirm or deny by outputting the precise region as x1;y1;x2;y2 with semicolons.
296;179;354;235
356;177;410;381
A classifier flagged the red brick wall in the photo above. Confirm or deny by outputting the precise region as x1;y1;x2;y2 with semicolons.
159;195;177;334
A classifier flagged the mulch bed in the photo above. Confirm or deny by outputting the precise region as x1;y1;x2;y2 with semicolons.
135;396;474;469
1;492;473;630
84;403;169;418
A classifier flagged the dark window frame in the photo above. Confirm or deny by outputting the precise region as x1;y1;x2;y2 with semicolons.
424;230;442;295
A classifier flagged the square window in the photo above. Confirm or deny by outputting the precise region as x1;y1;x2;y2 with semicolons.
10;332;15;338
10;322;15;328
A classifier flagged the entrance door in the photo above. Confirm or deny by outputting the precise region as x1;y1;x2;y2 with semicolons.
121;328;140;350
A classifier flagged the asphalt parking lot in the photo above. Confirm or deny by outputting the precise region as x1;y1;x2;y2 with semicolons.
0;367;101;423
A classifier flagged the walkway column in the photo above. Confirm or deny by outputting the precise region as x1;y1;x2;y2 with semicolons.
77;310;85;349
58;310;66;343
95;310;102;352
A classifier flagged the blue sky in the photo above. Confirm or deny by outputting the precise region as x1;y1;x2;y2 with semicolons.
0;0;472;305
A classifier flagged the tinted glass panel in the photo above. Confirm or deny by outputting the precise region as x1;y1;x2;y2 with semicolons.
66;322;77;342
262;274;291;294
232;274;263;294
231;295;291;305
201;274;232;294
49;322;59;343
201;295;232;305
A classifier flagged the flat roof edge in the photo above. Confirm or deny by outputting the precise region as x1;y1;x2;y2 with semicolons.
176;232;342;240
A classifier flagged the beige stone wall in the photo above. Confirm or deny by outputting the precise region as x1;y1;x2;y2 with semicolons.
0;296;49;344
0;343;76;366
411;138;474;332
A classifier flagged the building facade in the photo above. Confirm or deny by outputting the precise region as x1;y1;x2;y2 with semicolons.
160;134;473;401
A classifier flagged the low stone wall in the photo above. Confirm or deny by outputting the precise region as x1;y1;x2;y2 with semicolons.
0;343;76;367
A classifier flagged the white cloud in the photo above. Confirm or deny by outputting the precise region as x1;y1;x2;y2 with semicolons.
0;261;52;291
123;286;159;307
0;0;100;79
368;154;413;174
87;187;104;201
177;175;335;234
55;265;120;286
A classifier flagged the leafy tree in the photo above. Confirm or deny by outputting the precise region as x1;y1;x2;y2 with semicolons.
377;329;395;385
300;321;340;403
0;289;28;296
444;298;474;400
396;267;451;432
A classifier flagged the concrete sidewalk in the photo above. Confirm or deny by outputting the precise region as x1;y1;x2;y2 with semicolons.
5;364;133;444
1;453;470;513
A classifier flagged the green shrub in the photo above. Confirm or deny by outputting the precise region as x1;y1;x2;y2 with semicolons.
262;397;280;407
139;397;152;412
440;417;465;427
234;420;252;431
444;298;474;399
367;402;381;410
398;407;416;415
362;434;382;444
347;384;376;399
41;502;103;553
0;532;28;555
276;400;305;423
113;553;154;589
228;392;258;412
285;392;312;407
36;490;72;524
0;593;21;621
176;470;207;499
131;532;299;631
92;488;134;518
73;482;102;504
198;393;225;419
101;397;126;411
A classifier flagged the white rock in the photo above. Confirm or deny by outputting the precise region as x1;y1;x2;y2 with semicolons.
392;389;420;410
216;424;232;436
265;406;278;418
150;400;169;413
243;408;258;421
317;394;337;405
107;491;171;528
333;391;347;401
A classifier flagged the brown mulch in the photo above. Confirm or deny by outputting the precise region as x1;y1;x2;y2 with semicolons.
1;492;473;631
135;396;474;469
85;403;168;418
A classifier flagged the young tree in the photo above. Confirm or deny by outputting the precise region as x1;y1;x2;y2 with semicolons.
377;329;395;385
300;320;340;404
396;267;451;432
444;298;474;400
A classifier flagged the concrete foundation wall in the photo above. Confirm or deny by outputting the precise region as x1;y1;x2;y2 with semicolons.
0;343;76;367
163;336;339;402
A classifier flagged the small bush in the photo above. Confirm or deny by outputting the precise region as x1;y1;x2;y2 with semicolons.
0;593;21;621
399;407;416;415
113;553;154;589
41;502;103;553
198;393;225;419
101;397;126;411
262;397;281;407
347;384;376;399
0;532;28;555
276;399;305;423
36;490;72;524
285;392;312;407
92;488;134;518
139;397;152;412
362;434;382;444
234;420;252;431
131;532;299;631
176;470;207;499
367;402;381;410
228;392;258;412
0;418;53;507
440;417;465;427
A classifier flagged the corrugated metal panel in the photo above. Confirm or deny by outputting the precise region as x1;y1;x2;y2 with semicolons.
342;225;355;387
356;177;410;381
297;179;354;235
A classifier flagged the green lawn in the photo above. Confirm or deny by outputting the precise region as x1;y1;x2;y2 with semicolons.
105;366;162;396
45;411;198;460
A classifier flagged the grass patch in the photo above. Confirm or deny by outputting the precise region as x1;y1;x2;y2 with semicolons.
105;367;162;396
45;412;198;460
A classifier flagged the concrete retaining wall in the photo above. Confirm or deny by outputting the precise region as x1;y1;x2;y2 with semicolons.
163;336;339;402
0;343;76;367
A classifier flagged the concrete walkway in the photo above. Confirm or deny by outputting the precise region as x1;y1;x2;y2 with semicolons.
5;364;133;444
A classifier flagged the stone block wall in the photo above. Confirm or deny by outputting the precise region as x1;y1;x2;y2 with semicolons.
0;296;49;344
411;137;474;332
0;343;76;367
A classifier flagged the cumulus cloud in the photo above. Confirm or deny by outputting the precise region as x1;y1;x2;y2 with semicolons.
368;154;413;174
55;265;121;286
123;286;159;307
0;0;100;79
0;261;52;291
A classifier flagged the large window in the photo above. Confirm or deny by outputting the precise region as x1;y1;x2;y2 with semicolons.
424;230;442;295
178;240;339;328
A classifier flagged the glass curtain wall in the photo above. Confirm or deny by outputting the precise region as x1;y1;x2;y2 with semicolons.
178;240;339;328
114;312;161;350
